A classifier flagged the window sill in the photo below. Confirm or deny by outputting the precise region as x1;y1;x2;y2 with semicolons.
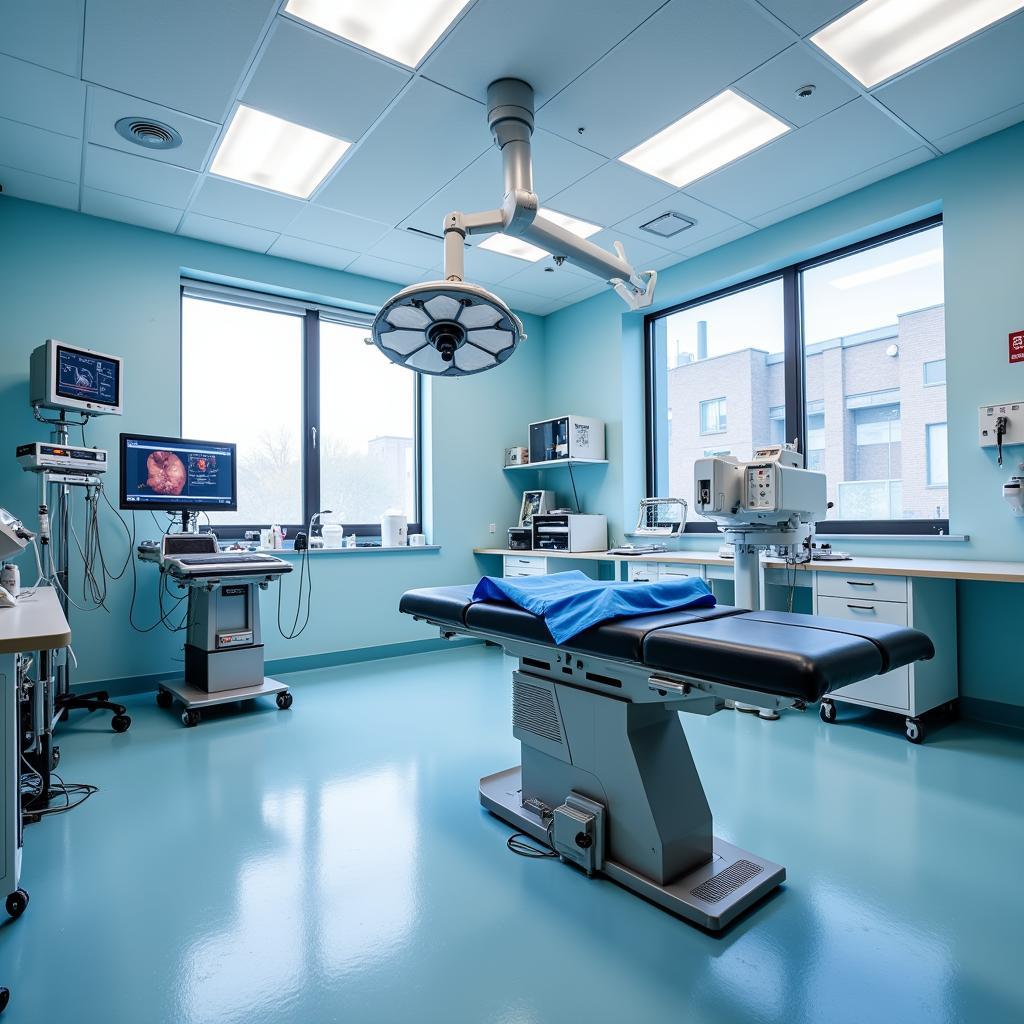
813;534;968;542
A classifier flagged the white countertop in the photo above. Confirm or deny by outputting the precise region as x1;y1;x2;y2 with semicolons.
0;586;71;654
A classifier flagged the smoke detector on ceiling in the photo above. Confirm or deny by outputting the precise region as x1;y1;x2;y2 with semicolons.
639;211;696;238
115;117;182;150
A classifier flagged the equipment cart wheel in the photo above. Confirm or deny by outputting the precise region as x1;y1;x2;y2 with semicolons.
819;699;837;724
182;709;201;728
905;717;924;744
111;714;131;733
156;689;173;709
276;691;293;710
0;986;9;1013
5;889;29;919
50;746;60;770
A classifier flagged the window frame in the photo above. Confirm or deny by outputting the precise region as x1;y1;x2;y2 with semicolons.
926;422;949;487
179;283;422;540
644;214;948;536
698;396;727;435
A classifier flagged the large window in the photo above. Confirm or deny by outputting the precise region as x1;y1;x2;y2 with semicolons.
646;218;948;534
181;286;419;536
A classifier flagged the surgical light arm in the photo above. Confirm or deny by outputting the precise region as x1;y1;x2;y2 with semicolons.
440;79;657;311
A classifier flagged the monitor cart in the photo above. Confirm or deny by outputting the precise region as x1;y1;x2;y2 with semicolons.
141;525;294;727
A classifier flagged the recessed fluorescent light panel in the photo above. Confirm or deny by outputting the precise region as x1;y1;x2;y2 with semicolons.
284;0;469;68
639;212;696;238
812;0;1024;88
478;234;549;262
211;106;350;198
541;209;602;239
619;90;789;188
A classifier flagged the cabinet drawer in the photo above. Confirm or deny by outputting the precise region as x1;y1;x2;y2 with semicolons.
504;555;546;573
830;666;910;712
626;562;659;583
504;566;547;578
658;563;704;582
816;572;907;603
817;594;908;627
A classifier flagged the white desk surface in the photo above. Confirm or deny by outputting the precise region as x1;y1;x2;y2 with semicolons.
0;587;71;654
474;548;1024;584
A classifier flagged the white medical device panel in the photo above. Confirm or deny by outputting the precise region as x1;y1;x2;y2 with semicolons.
979;401;1024;448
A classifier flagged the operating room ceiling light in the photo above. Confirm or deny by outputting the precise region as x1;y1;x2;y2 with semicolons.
210;105;351;198
619;90;790;188
284;0;469;68
372;281;525;376
811;0;1024;88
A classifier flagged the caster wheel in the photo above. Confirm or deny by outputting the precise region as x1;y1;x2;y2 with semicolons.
0;986;9;1012
111;714;131;733
182;709;200;728
905;717;924;744
276;691;293;711
156;689;172;709
5;888;28;919
819;700;837;724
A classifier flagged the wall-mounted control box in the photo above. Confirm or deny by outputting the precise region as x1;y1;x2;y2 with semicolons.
979;402;1024;448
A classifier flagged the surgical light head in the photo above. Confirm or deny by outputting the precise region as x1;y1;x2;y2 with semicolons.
371;280;524;376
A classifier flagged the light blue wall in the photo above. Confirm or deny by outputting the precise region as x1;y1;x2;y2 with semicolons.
0;197;547;686
542;122;1024;711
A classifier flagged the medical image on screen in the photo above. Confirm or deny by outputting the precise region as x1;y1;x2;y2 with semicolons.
56;346;119;407
146;451;187;495
122;436;235;509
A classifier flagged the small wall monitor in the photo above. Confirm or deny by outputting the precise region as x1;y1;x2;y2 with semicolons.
119;434;237;513
30;339;123;416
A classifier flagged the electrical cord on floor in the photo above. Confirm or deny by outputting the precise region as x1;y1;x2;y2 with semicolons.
20;757;99;820
506;832;559;858
277;514;314;639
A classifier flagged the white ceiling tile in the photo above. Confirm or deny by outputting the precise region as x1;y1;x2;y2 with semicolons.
463;239;542;284
191;176;305;231
588;229;671;270
934;101;1024;154
753;1;859;35
83;0;278;122
268;235;360;271
0;0;84;76
84;144;198;207
290;204;391;250
0;164;79;209
538;0;792;157
0;55;85;138
547;161;675;225
612;192;747;254
81;187;183;232
873;13;1024;145
345;254;430;287
496;285;573;317
86;86;220;171
734;44;857;127
748;147;934;228
501;261;598;300
686;99;919;221
0;116;80;181
180;212;278;253
421;0;665;105
368;229;446;266
315;78;488;222
676;223;756;258
242;17;410;141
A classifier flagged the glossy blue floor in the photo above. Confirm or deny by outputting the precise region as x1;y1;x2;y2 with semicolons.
2;644;1023;1023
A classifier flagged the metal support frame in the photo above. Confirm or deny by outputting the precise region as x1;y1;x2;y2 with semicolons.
423;617;793;929
441;79;657;311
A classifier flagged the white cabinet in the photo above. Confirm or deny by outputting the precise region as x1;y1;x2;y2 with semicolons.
625;561;705;583
814;573;957;734
503;555;548;577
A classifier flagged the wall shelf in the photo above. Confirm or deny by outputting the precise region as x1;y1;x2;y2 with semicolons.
503;458;608;471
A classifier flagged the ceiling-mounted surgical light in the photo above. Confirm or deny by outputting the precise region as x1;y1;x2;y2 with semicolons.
371;281;525;376
369;79;656;377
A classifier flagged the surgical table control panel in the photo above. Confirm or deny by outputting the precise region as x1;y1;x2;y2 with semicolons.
400;585;933;930
140;533;295;726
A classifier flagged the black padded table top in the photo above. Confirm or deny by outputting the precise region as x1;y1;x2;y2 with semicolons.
399;586;934;703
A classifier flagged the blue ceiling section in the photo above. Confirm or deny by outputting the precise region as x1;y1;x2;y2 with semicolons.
0;0;1023;316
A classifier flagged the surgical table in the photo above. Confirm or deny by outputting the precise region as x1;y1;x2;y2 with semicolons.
400;585;934;929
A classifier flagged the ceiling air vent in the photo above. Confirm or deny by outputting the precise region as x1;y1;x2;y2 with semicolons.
115;117;182;150
639;211;696;238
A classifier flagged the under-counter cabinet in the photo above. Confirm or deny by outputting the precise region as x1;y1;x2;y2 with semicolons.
813;572;957;743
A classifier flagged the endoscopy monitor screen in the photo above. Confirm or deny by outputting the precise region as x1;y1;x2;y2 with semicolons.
119;434;237;512
56;344;120;409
